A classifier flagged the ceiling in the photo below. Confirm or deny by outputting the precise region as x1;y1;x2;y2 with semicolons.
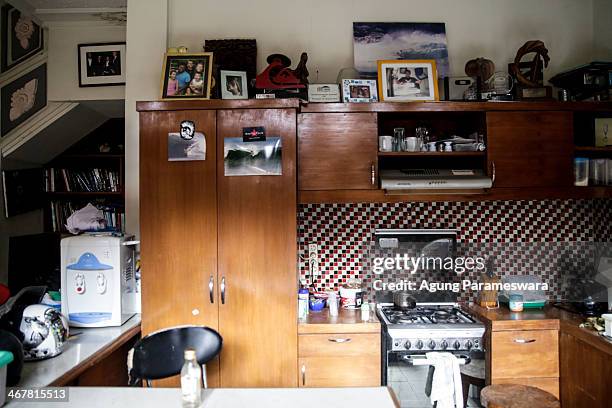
26;0;126;9
9;0;127;23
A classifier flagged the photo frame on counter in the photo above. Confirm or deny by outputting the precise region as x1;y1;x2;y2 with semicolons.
220;70;248;100
377;59;439;102
1;4;44;73
161;52;213;100
78;42;126;87
342;79;378;103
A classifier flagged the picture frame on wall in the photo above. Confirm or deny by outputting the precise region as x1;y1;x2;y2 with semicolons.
220;70;248;100
377;59;439;102
1;62;47;137
342;79;378;103
161;52;213;100
1;4;44;73
78;42;126;87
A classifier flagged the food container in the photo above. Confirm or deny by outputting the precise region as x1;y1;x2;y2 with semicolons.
309;297;325;312
340;279;363;309
603;314;612;337
509;294;524;312
0;351;14;407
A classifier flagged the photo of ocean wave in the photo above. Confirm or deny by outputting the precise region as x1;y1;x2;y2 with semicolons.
224;137;282;176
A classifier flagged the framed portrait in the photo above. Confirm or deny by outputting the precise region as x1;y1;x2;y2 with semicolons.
1;62;47;137
1;4;44;73
161;53;213;100
377;59;439;102
220;70;248;100
78;42;126;87
342;79;378;103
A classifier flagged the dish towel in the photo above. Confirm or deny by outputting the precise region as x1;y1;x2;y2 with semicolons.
426;352;464;408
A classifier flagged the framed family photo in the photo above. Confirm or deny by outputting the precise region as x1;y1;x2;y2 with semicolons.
220;70;248;100
78;42;126;87
161;53;213;100
342;79;378;103
377;59;439;102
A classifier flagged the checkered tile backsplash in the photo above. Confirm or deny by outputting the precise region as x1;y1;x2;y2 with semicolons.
297;199;612;302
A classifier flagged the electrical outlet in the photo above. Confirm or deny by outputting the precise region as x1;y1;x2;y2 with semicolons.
308;243;319;278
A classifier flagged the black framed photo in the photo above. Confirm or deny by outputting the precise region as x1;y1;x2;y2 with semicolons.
161;53;213;99
1;4;44;73
1;62;47;137
78;42;126;87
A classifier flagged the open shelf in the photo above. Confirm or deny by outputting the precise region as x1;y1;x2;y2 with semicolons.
574;146;612;153
45;191;123;197
378;151;486;157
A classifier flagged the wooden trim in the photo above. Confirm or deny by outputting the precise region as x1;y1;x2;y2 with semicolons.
49;323;141;386
136;99;300;112
560;318;612;356
387;386;401;408
298;187;612;204
300;101;612;113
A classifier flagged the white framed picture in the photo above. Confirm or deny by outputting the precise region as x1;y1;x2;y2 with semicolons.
377;59;439;102
342;79;378;103
220;70;248;100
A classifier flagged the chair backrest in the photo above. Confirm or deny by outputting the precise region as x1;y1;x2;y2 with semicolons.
131;325;222;381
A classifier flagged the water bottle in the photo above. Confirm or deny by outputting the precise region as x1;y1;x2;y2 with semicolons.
298;286;309;319
328;291;338;317
181;348;202;407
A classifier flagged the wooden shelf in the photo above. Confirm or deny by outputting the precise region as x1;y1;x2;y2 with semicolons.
45;191;123;197
378;151;485;157
574;146;612;154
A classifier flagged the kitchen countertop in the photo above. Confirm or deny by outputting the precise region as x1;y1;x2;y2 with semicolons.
298;308;381;334
18;314;141;387
6;386;399;407
468;303;612;355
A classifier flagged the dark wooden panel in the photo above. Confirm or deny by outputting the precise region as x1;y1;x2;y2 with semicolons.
74;336;138;386
139;110;220;387
298;113;378;190
216;108;297;387
137;99;299;112
487;111;574;188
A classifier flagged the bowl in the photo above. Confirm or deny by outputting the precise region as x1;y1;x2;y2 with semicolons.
309;297;326;311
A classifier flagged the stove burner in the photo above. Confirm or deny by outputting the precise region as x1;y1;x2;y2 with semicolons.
380;305;476;325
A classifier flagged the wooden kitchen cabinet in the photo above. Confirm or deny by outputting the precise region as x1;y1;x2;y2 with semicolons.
486;111;574;188
298;113;378;190
138;100;298;388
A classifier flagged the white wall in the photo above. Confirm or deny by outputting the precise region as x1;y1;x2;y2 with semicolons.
125;0;597;237
593;0;612;59
47;22;126;101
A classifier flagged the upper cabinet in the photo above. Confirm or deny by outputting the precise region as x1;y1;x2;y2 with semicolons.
298;113;378;190
486;111;574;188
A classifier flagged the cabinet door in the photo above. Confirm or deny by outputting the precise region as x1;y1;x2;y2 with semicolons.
217;109;297;387
486;111;573;188
298;113;378;190
139;110;220;387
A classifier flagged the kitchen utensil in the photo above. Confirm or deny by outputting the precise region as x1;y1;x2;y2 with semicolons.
393;128;405;152
378;135;393;152
393;291;416;310
405;137;419;152
479;259;500;308
574;158;589;186
427;142;437;152
443;141;453;152
589;159;607;185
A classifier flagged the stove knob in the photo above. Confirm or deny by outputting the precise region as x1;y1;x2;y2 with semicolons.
415;340;424;350
440;340;448;350
453;340;461;350
465;340;473;350
427;340;436;350
404;340;412;350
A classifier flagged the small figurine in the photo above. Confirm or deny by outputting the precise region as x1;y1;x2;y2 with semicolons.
509;40;552;99
255;53;309;98
292;52;309;85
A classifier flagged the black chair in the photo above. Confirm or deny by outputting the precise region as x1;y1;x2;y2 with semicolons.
129;325;222;387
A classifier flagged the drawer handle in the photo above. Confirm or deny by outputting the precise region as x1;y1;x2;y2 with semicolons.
301;364;306;386
514;338;536;344
328;338;351;343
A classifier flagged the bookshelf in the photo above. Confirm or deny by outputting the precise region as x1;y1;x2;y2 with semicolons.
43;119;125;233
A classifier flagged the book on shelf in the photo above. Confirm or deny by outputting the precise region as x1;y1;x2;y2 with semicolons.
49;201;125;233
44;168;120;193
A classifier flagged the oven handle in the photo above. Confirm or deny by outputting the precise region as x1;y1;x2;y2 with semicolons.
401;354;471;366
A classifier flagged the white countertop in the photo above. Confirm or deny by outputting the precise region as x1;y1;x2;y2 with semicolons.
6;386;398;407
18;314;141;388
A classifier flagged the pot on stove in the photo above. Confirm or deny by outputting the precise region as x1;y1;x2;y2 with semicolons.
393;291;417;310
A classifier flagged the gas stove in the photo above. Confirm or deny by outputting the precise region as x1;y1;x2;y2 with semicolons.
378;303;485;352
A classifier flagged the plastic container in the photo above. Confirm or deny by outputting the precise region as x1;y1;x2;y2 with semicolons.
361;302;370;321
298;287;309;319
327;291;339;316
0;351;14;407
509;294;524;312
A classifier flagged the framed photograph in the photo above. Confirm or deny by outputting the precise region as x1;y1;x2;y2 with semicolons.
1;62;47;137
377;60;439;101
78;42;126;87
161;53;213;99
1;4;44;73
220;70;248;100
353;22;449;80
342;79;378;103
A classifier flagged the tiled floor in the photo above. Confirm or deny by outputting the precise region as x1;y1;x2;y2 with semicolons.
388;363;482;408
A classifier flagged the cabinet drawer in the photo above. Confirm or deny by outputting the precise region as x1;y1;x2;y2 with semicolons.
491;329;559;379
298;356;380;387
299;333;380;358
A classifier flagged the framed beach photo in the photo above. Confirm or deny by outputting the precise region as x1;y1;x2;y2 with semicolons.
342;79;378;103
161;52;213;100
377;59;439;102
220;70;248;100
78;42;126;87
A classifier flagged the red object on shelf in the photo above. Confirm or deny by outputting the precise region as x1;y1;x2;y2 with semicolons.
0;284;10;305
255;54;306;90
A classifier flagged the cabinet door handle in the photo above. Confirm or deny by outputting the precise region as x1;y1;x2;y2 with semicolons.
514;338;536;344
371;163;376;186
220;276;226;304
491;161;496;185
328;337;351;343
208;275;214;304
301;364;306;386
